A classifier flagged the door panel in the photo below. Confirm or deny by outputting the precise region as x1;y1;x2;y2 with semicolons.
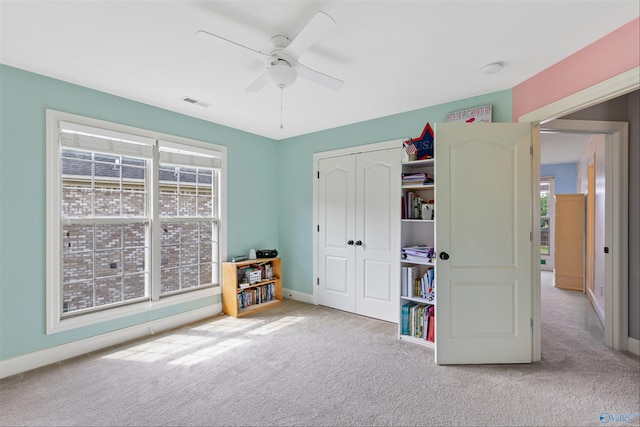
450;281;516;337
435;123;532;364
318;155;356;313
355;148;401;322
450;140;517;268
362;260;392;301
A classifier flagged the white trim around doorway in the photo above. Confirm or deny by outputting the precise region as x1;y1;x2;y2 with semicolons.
519;66;638;361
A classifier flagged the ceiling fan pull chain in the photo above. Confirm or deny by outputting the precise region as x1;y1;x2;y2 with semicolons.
280;87;284;130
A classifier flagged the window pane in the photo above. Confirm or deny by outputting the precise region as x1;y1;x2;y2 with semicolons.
199;241;212;263
161;245;179;269
95;276;122;307
63;281;93;313
123;189;146;216
199;263;213;286
95;250;122;278
63;252;93;283
62;156;92;178
540;218;550;255
182;223;198;243
179;190;197;216
198;194;213;217
95;225;122;250
198;170;212;185
62;186;93;217
160;189;177;216
180;265;199;288
94;153;120;179
124;247;145;275
124;273;146;300
124;223;145;247
63;225;94;253
94;187;121;216
181;244;198;266
161;268;180;293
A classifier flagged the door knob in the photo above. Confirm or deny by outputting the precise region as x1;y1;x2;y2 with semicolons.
439;252;450;260
347;240;354;246
355;240;363;246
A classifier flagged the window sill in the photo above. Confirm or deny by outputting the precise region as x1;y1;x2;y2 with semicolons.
47;286;220;335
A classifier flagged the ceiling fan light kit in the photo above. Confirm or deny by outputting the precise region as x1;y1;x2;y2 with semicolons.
266;58;297;88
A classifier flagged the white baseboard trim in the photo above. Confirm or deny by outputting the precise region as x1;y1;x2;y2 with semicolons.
282;287;314;305
0;304;221;379
628;337;640;356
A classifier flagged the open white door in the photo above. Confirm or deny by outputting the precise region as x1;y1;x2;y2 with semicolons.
435;123;533;364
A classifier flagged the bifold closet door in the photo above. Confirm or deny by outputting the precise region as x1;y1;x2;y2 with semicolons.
317;148;400;322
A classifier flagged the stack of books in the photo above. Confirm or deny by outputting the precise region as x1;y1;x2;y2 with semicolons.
402;172;434;186
402;245;435;263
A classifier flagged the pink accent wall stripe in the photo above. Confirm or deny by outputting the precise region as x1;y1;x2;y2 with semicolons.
512;17;639;120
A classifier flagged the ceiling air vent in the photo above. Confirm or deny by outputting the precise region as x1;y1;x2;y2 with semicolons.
181;96;211;108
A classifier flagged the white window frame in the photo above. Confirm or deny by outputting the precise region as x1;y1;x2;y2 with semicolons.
46;110;226;334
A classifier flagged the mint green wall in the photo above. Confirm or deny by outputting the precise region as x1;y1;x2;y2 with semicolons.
276;90;512;294
0;65;279;360
0;63;512;362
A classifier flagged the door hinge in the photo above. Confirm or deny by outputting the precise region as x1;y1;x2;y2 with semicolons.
530;145;533;156
317;225;320;232
530;231;532;242
604;246;609;253
316;278;319;285
530;318;533;328
317;171;319;179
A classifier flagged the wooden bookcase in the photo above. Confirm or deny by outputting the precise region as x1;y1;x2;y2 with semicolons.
222;257;282;317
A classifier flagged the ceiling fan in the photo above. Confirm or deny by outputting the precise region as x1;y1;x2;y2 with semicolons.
196;11;344;93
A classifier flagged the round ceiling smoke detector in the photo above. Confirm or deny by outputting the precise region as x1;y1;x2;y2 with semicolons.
266;59;298;88
482;62;503;75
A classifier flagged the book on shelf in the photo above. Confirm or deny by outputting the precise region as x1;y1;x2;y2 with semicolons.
236;261;275;288
402;245;435;263
401;302;435;341
237;282;276;309
427;305;435;342
402;172;434;185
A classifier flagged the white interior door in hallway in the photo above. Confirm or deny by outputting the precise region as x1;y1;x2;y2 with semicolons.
317;146;401;322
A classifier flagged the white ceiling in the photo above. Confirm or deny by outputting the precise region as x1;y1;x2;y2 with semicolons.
540;131;592;165
1;1;638;140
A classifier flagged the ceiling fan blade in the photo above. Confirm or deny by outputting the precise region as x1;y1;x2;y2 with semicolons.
245;71;269;92
196;30;269;57
296;62;344;91
284;11;335;60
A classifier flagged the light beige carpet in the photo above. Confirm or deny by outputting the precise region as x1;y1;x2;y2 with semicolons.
1;274;638;426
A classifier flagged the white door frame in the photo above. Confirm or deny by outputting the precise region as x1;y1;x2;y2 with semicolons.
519;66;638;360
312;139;404;305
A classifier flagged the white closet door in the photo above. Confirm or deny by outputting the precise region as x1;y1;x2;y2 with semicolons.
354;148;401;322
435;123;533;364
317;147;400;322
318;155;356;313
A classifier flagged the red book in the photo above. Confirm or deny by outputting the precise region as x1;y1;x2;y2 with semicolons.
427;306;435;342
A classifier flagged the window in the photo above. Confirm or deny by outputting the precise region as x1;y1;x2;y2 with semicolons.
540;177;555;265
46;110;226;333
